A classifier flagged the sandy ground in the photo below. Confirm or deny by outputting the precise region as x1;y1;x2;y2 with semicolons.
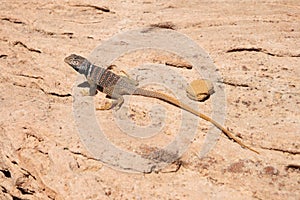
1;0;299;199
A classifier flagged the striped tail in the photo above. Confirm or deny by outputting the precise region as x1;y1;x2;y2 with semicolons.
133;88;259;154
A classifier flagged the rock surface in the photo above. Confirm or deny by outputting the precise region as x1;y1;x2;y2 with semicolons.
0;0;299;199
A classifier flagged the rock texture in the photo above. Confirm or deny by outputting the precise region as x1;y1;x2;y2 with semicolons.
0;0;299;199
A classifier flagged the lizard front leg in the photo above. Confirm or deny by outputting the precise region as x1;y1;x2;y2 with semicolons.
78;81;97;96
87;79;97;96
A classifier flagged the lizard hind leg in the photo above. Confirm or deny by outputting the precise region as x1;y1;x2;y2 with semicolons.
96;96;125;111
122;76;139;86
110;96;125;110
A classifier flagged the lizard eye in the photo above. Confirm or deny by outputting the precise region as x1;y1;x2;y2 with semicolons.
72;60;79;65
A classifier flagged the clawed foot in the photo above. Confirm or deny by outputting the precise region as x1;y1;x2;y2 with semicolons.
80;89;90;96
96;101;113;110
96;97;124;111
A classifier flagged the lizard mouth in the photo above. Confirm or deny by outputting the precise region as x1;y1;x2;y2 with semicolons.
63;56;69;63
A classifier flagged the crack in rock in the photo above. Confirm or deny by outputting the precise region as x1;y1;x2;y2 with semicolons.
1;17;26;25
65;148;99;161
261;146;300;155
285;164;300;171
226;47;300;57
71;4;110;12
13;82;71;98
13;41;42;53
217;80;249;88
16;74;44;80
0;54;8;59
0;169;11;178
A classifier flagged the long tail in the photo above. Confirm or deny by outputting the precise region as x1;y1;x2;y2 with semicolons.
133;88;259;154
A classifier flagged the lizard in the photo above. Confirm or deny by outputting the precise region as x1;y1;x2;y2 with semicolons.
64;54;259;154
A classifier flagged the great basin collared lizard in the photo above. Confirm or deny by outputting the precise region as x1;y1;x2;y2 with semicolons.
64;54;259;154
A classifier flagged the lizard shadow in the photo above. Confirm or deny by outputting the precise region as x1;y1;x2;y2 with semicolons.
77;81;90;88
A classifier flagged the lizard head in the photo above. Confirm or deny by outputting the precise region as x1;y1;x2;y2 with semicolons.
64;54;87;72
